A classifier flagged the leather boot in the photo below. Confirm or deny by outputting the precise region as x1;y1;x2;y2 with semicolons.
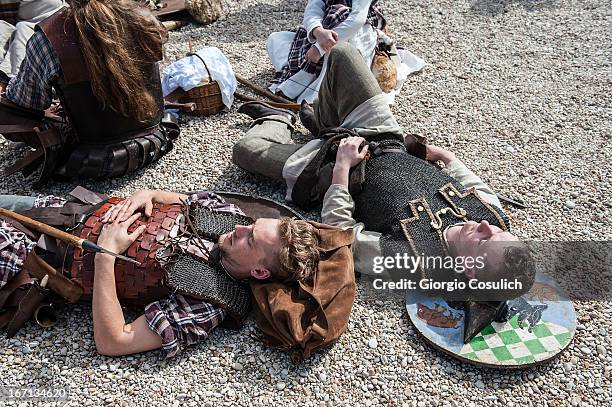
237;102;296;125
299;101;319;136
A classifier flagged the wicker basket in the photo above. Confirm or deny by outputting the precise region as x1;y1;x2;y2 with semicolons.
178;53;224;116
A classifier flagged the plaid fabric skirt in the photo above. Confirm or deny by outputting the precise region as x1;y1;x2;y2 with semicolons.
271;0;386;86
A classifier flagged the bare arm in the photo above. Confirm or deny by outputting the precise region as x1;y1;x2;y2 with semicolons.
93;214;162;356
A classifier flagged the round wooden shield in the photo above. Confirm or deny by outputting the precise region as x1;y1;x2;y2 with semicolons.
405;272;576;368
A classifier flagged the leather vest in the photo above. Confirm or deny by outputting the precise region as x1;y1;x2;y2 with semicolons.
36;8;164;143
354;150;510;285
69;198;252;328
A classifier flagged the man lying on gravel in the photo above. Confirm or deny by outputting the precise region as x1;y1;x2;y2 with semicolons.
0;188;322;357
234;43;534;338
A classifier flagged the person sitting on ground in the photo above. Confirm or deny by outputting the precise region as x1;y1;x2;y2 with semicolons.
0;189;320;357
0;0;178;187
0;0;64;84
267;0;388;103
234;42;535;339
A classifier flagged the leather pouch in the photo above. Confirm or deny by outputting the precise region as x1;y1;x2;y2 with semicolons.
6;282;50;338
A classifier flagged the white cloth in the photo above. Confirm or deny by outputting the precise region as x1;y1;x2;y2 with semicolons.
161;47;237;108
379;47;426;105
341;93;402;136
266;0;425;104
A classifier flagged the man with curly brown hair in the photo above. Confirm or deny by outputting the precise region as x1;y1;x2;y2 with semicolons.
0;189;321;356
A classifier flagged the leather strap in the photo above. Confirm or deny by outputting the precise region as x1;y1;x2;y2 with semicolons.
0;309;16;330
2;149;44;177
2;287;30;309
68;186;107;205
0;124;40;134
124;140;141;174
110;146;129;177
6;283;49;338
35;127;63;149
0;95;44;119
22;251;82;303
0;269;34;310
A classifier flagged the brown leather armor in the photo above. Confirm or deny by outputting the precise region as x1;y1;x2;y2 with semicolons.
0;7;178;187
37;7;164;143
69;198;180;306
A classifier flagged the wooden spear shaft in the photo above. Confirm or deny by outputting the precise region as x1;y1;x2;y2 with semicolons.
0;208;141;265
235;74;295;105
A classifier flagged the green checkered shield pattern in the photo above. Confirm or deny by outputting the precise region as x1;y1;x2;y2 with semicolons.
459;315;573;365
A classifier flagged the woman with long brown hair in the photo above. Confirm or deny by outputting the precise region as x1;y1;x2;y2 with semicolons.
1;0;179;187
69;0;168;121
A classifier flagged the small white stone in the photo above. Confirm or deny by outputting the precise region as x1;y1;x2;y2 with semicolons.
596;345;606;355
276;382;286;390
565;200;576;209
474;380;485;389
483;396;497;401
368;338;378;349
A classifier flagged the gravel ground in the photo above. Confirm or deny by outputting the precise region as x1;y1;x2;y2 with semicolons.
0;0;610;406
